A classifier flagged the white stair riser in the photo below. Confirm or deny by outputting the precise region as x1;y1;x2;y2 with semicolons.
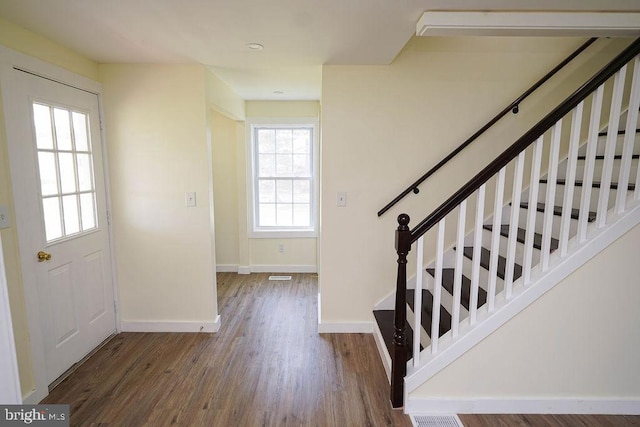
515;204;578;239
568;158;639;183
480;228;542;267
538;182;625;212
576;133;638;156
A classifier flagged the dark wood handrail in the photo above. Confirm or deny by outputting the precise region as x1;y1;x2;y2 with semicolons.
409;37;640;243
377;37;598;218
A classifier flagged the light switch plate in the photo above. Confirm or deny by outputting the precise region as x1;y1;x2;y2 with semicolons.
0;205;11;229
185;192;197;207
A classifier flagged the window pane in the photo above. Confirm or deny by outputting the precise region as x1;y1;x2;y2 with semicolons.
258;180;275;202
257;129;275;153
80;193;96;230
276;154;292;176
58;153;77;194
293;129;310;153
258;154;275;177
43;197;62;241
293;204;310;226
38;152;58;196
276;204;293;226
259;204;276;226
33;104;54;149
276;129;293;153
54;108;72;150
293;180;310;203
77;154;93;192
293;154;310;177
62;195;80;235
276;180;293;203
72;112;89;152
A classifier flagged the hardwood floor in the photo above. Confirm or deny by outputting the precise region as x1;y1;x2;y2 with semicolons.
42;273;412;426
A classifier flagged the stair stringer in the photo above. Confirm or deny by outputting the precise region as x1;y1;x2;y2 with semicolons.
403;198;640;400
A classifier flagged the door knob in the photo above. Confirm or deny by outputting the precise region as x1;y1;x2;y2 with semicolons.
37;251;51;262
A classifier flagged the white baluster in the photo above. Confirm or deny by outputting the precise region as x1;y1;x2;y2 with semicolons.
488;167;506;311
470;184;485;324
505;151;525;298
597;65;626;227
431;218;445;354
542;121;562;271
413;236;424;368
617;57;640;212
523;136;544;285
560;102;584;257
578;85;604;242
452;200;466;338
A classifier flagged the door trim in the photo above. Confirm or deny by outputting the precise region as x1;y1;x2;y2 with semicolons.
0;46;120;403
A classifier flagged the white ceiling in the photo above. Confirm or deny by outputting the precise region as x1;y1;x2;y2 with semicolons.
1;0;639;100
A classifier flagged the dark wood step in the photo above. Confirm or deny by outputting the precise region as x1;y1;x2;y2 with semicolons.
484;224;558;252
597;128;640;137
540;179;635;191
461;247;522;282
373;310;415;362
407;289;452;339
426;268;487;311
576;154;640;160
519;202;596;222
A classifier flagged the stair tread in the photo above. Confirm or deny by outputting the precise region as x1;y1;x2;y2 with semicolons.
576;154;640;160
407;289;452;338
519;202;596;222
541;179;636;191
373;309;416;362
425;268;488;311
461;246;522;281
484;224;558;252
597;128;640;137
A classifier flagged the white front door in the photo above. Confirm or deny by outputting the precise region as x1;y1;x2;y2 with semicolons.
3;69;116;385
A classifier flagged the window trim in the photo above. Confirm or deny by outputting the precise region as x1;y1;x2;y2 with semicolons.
247;118;319;238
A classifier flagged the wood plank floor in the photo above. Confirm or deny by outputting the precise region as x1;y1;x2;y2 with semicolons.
42;273;412;426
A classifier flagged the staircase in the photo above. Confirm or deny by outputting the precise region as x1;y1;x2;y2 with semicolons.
374;38;640;410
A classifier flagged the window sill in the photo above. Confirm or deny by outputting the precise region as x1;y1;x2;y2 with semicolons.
248;229;317;239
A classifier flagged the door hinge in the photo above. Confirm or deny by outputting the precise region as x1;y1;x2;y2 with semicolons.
106;210;111;225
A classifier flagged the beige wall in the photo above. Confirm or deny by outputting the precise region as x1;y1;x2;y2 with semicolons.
211;109;240;266
412;222;640;401
100;64;217;324
213;101;319;272
319;36;629;324
0;18;102;398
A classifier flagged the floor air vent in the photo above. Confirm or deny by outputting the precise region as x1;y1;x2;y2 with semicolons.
412;415;463;427
268;275;292;281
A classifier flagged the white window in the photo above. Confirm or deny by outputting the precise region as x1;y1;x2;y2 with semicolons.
32;102;98;243
248;119;318;237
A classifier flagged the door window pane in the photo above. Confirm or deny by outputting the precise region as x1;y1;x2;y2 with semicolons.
80;193;96;230
72;112;89;152
58;152;77;194
38;152;58;196
62;195;80;235
76;154;93;192
53;108;72;150
33;104;54;149
42;197;63;241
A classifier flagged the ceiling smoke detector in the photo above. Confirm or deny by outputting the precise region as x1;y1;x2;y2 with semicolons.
246;42;264;50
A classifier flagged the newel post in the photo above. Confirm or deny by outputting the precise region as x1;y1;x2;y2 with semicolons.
391;213;411;408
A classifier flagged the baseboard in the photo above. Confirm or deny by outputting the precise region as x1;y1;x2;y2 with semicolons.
21;389;39;405
317;321;373;333
229;265;317;274
405;397;640;415
216;264;238;272
248;265;317;273
120;316;221;333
